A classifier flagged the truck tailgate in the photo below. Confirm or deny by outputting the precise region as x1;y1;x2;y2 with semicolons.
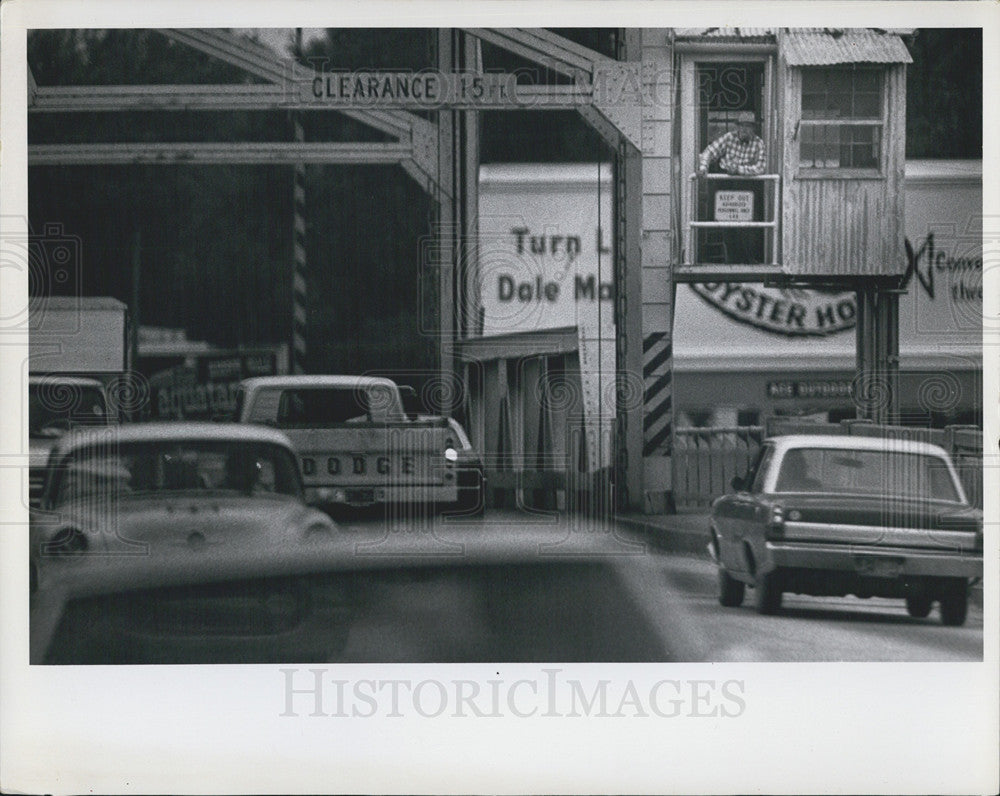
284;426;453;487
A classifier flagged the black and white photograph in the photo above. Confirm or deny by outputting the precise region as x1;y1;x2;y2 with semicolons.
1;1;997;793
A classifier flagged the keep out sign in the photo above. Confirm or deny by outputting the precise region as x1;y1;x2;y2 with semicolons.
714;190;754;222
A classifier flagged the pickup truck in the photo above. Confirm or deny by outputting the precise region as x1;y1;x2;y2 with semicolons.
234;375;481;513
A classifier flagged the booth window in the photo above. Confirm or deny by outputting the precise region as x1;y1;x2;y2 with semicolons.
800;67;883;170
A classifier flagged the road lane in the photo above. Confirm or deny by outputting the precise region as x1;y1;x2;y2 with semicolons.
645;551;984;662
329;510;984;662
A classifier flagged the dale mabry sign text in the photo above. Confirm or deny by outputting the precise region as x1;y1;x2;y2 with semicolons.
496;227;615;305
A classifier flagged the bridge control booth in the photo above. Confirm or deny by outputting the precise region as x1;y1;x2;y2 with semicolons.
459;28;917;514
27;27;931;514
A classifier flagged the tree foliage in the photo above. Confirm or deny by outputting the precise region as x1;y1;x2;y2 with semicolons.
905;28;982;159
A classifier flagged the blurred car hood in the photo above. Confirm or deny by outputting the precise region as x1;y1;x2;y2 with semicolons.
30;519;709;663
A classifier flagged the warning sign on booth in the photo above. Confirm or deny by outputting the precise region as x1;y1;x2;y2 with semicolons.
714;190;754;222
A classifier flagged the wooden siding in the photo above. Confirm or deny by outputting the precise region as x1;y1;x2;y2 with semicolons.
781;64;907;276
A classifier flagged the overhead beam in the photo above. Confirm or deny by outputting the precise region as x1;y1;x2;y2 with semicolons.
463;28;643;148
29;82;593;113
339;109;415;138
29;142;412;166
160;28;299;84
31;84;291;112
521;29;612;68
156;29;428;138
465;28;594;77
577;105;624;149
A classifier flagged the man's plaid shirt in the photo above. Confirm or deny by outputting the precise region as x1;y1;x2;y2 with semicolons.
698;132;766;175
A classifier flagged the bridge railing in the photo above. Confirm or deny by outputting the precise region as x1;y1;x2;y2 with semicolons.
459;328;614;513
673;426;765;510
685;173;780;267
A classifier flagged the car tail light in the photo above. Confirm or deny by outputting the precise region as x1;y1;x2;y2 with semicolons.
766;505;785;538
43;526;88;555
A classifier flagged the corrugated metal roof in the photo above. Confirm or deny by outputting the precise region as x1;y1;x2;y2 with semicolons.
781;29;912;65
673;28;914;64
674;27;776;41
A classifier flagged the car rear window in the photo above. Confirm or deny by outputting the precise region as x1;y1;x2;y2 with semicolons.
774;447;961;502
51;440;302;504
275;388;370;425
29;383;108;434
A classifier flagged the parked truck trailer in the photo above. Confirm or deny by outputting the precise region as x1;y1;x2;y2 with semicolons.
28;296;129;505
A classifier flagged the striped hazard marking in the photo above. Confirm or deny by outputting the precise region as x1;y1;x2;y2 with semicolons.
292;115;307;374
643;332;672;456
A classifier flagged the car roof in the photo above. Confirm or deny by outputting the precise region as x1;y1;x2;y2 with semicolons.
49;421;295;456
769;433;951;457
239;375;397;390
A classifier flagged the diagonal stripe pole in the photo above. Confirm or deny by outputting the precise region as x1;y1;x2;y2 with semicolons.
291;30;307;374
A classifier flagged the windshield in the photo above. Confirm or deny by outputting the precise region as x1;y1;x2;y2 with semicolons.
29;383;108;435
51;440;302;505
773;447;962;503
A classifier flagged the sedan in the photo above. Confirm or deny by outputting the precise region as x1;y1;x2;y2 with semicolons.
30;422;341;659
709;434;982;625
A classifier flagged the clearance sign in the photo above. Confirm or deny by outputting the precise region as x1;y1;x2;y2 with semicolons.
301;71;518;108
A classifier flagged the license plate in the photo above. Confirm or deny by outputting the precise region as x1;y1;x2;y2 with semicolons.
345;489;376;504
853;556;904;578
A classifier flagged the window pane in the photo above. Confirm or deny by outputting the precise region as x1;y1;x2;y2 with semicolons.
831;90;852;116
801;123;885;169
801;141;816;167
802;70;826;93
802;92;825;115
853;91;880;118
801;67;884;122
853;69;880;93
799;68;883;170
775;448;961;502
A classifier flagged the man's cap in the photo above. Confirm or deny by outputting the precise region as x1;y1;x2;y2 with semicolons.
735;111;757;125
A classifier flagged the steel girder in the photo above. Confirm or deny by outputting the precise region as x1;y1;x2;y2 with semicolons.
463;27;643;149
28;28;440;189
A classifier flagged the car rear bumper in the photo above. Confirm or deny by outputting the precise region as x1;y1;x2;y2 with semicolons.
765;541;982;579
304;484;459;506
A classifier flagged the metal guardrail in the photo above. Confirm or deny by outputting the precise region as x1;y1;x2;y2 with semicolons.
686;173;780;266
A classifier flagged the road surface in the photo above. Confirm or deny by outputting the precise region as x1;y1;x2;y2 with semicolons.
334;509;983;662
